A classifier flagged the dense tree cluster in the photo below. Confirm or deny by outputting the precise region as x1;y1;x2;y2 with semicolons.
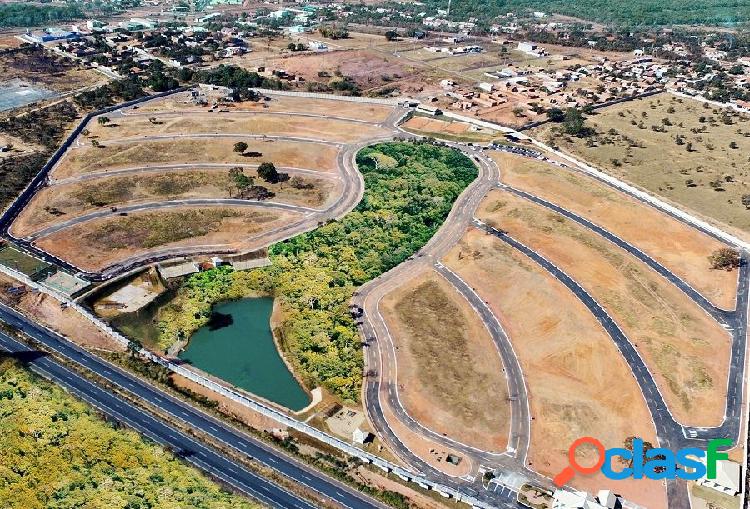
73;78;146;109
191;65;286;95
0;358;258;508
0;3;84;28
156;142;478;400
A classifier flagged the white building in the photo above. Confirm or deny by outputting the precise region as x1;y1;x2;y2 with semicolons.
697;460;741;496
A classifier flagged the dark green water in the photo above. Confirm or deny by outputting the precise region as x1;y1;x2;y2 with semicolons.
179;298;310;411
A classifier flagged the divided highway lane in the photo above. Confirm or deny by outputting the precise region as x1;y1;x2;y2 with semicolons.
0;303;390;509
0;331;316;509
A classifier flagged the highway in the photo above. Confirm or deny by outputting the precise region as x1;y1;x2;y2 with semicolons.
0;302;390;509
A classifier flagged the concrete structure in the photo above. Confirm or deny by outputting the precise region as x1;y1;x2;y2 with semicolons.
697;459;741;496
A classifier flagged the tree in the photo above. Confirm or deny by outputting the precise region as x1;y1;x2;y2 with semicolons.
233;141;248;154
562;108;592;137
228;166;253;197
709;248;740;270
257;161;280;183
97;116;110;126
730;141;739;149
742;194;750;209
384;30;398;41
127;339;143;357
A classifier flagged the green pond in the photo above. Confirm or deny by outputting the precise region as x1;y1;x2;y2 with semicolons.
178;298;310;411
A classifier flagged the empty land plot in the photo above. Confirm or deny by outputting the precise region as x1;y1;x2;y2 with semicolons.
35;206;299;272
136;91;395;123
480;190;731;426
532;93;750;238
88;113;389;144
443;229;665;509
401;115;500;143
52;138;340;179
492;151;738;309
12;170;335;238
379;268;510;452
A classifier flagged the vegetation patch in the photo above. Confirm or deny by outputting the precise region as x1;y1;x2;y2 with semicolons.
0;357;257;508
83;209;250;250
153;142;477;400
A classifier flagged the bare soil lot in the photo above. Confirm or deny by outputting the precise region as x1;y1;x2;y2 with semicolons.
401;115;499;143
480;190;731;426
52;138;340;179
13;170;335;238
0;272;123;351
89;112;389;144
269;49;432;97
492;151;738;310
380;268;510;452
443;229;664;509
532;93;750;239
35;206;300;272
136;90;395;123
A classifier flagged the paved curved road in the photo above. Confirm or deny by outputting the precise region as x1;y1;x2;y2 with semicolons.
25;199;319;242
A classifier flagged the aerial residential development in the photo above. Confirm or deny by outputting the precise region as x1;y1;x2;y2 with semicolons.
1;1;750;509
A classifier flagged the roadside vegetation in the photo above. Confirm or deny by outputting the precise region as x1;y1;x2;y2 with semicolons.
153;141;477;401
0;357;258;509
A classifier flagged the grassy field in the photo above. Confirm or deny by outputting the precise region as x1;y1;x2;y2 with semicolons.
88;113;389;144
380;269;510;452
53;138;340;179
532;93;750;239
480;190;731;426
13;170;334;238
135;90;395;123
401;115;500;143
443;228;665;509
36;207;296;272
492;151;738;309
0;357;257;509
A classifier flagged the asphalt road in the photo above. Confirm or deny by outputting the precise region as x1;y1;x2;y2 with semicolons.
499;183;750;444
0;302;389;509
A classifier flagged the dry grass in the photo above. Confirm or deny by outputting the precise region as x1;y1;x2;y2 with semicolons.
492;151;738;310
479;190;731;427
88;113;389;144
443;229;665;509
53;138;340;179
35;206;299;272
135;90;395;123
380;269;510;452
13;170;335;237
532;93;750;239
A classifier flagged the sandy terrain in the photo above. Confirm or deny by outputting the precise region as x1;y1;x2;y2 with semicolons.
532;93;750;239
492;151;738;310
380;268;510;453
136;90;395;123
0;272;124;352
35;206;300;272
52;138;340;179
88;112;389;144
480;191;731;427
443;229;665;508
13;170;336;238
